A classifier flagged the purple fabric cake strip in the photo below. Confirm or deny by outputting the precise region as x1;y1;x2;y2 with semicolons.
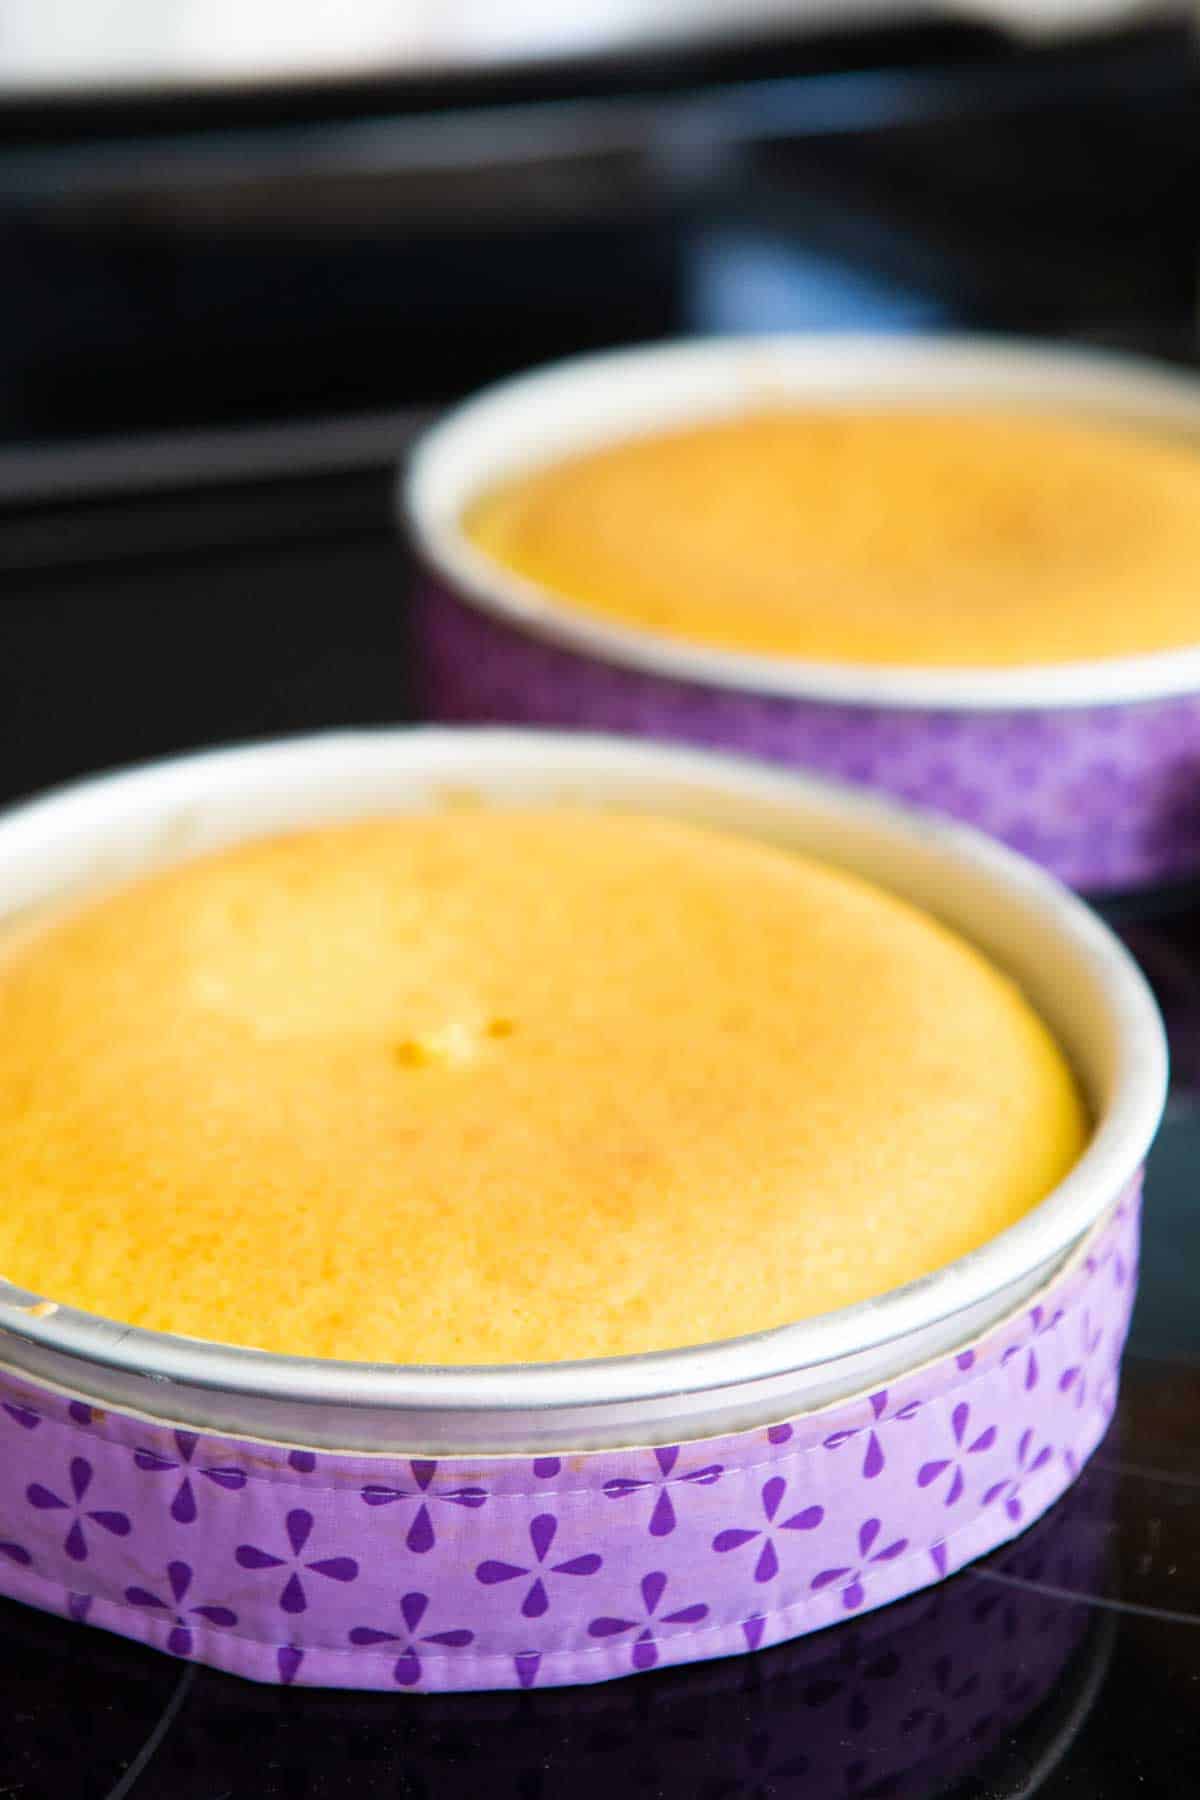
0;1185;1138;1692
416;582;1200;894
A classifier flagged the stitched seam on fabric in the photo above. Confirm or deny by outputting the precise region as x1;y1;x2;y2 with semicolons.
0;1434;1100;1666
0;1296;1129;1498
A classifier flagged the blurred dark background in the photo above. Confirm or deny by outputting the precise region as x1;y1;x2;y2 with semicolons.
3;3;1199;807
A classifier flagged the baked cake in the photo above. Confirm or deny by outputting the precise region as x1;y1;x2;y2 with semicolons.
0;812;1086;1362
465;409;1200;667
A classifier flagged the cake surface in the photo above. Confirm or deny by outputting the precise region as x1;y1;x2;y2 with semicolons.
0;812;1086;1363
464;408;1200;668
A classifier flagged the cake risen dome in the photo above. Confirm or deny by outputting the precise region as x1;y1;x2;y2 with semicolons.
0;813;1086;1362
464;408;1200;668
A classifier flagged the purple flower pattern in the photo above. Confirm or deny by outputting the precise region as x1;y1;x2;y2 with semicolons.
361;1459;486;1554
125;1560;237;1656
476;1513;602;1617
984;1431;1055;1524
1002;1308;1062;1393
349;1591;474;1686
917;1404;998;1506
1059;1310;1106;1414
588;1571;708;1670
418;579;1200;891
134;1430;247;1523
795;1631;909;1738
236;1509;358;1613
713;1476;823;1583
0;1182;1140;1691
603;1445;723;1536
812;1518;909;1612
900;1651;983;1751
824;1390;921;1479
731;1731;812;1796
514;1650;541;1689
26;1457;132;1563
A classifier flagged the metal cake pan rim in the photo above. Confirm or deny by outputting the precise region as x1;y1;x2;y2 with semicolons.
403;331;1200;713
0;728;1167;1428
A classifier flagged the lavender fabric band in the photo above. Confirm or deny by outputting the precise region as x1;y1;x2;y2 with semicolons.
416;582;1200;894
0;1186;1138;1692
6;1460;1113;1798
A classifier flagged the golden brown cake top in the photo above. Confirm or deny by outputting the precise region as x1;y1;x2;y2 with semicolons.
0;812;1086;1362
465;408;1200;668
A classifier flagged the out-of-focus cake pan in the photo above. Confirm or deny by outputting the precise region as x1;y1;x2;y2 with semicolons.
406;334;1200;895
0;730;1164;1689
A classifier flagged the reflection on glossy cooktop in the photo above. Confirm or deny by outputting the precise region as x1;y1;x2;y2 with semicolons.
1;907;1199;1798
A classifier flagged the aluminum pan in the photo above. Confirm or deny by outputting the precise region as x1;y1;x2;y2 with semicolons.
0;730;1166;1449
405;332;1200;712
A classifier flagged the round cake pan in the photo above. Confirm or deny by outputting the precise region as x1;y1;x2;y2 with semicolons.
405;333;1200;895
0;729;1165;1689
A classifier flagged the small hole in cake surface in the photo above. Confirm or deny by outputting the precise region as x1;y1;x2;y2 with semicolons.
486;1017;515;1039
